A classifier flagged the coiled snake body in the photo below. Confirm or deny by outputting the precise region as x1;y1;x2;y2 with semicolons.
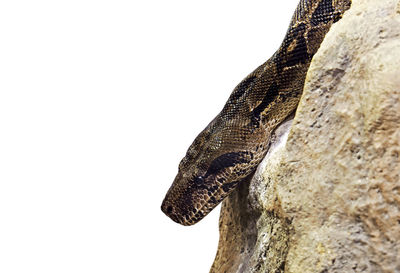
162;0;352;226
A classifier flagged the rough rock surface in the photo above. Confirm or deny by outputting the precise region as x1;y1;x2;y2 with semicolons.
210;0;400;272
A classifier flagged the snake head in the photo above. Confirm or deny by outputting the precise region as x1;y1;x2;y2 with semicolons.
161;128;220;225
161;72;271;226
161;121;265;226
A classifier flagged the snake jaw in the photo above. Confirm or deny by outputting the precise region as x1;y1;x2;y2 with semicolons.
161;171;219;226
161;151;261;225
161;180;229;226
161;198;211;226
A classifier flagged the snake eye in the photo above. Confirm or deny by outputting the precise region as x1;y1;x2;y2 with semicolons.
194;176;205;186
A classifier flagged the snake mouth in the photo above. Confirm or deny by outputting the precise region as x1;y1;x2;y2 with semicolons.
161;199;217;226
161;167;245;225
161;198;208;226
161;180;236;226
161;180;218;225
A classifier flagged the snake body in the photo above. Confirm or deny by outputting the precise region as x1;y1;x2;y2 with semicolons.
162;0;351;226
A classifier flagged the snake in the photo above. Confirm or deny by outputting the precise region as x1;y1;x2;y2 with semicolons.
161;0;352;226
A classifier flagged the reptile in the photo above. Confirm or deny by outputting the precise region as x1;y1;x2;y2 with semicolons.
162;0;352;226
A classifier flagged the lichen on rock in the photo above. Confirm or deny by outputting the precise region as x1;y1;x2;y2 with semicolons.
210;0;400;272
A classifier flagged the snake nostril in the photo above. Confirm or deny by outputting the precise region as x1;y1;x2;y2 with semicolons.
166;205;173;214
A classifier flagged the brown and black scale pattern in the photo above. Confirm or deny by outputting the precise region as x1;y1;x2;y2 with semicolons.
162;0;351;226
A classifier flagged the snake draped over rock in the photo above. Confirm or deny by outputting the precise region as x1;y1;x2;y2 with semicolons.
162;0;352;226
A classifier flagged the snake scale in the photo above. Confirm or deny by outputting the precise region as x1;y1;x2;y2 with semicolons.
162;0;351;226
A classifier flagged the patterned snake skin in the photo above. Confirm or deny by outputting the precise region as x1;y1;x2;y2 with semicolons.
162;0;352;226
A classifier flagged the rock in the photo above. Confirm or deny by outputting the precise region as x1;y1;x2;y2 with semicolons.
210;0;400;272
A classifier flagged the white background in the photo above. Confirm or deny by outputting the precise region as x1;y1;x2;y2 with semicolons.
0;0;299;272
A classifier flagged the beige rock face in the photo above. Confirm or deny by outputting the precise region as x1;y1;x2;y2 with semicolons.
210;0;400;272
